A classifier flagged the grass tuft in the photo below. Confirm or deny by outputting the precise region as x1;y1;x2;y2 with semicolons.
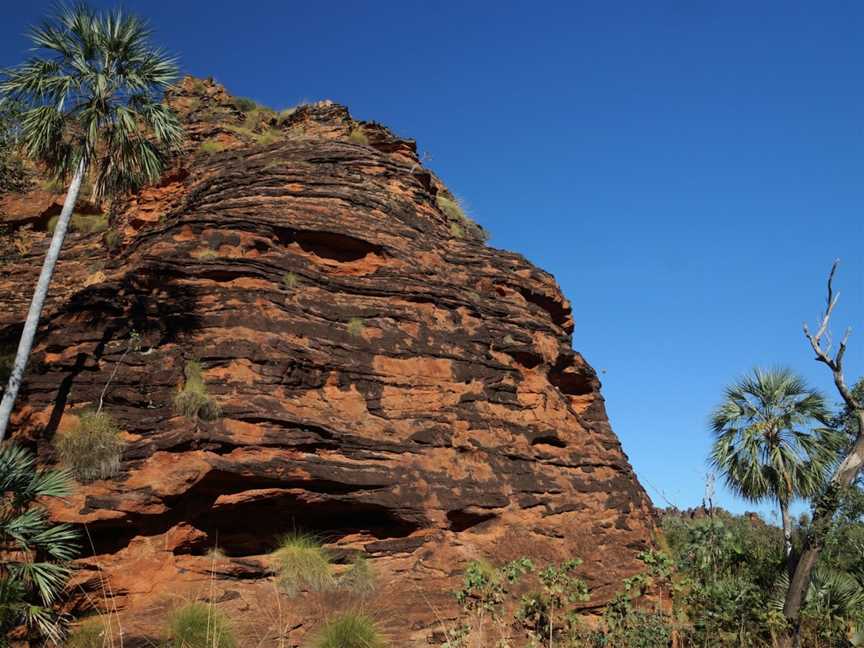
54;410;124;482
174;360;221;422
198;139;227;155
348;128;369;146
339;555;376;594
437;195;489;243
103;230;122;251
347;318;365;338
273;532;335;595
282;271;298;289
64;617;109;648
47;212;108;235
167;602;236;648
312;613;385;648
234;96;259;112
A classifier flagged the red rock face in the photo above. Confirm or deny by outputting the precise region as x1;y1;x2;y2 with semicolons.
0;78;655;645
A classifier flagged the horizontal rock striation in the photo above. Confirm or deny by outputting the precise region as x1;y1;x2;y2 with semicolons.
0;78;655;645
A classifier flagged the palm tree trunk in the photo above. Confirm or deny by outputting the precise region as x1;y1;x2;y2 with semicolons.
0;159;86;441
780;497;793;565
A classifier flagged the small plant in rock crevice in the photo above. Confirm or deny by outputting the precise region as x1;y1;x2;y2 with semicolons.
174;360;221;422
347;317;365;338
281;271;298;289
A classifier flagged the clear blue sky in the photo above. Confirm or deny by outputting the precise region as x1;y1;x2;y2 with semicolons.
2;1;862;521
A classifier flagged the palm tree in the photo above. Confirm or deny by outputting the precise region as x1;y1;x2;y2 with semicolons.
0;443;79;643
0;4;183;441
710;368;842;564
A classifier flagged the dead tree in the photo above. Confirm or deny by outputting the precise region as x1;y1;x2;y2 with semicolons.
781;261;864;647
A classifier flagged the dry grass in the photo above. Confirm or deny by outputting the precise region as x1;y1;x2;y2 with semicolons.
167;601;237;648
273;533;335;596
174;360;221;422
198;139;228;155
311;612;386;648
347;318;365;338
47;212;109;235
339;556;376;595
54;410;124;482
348;128;369;145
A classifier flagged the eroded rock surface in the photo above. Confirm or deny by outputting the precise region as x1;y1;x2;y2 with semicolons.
0;77;655;645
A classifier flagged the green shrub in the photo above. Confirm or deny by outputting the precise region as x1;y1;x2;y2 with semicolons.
174;360;221;422
234;96;258;112
64;617;109;647
347;318;365;338
347;128;369;145
339;555;376;594
54;410;124;482
312;613;385;648
198;139;227;155
167;602;236;648
273;532;334;595
103;230;122;251
282;271;298;289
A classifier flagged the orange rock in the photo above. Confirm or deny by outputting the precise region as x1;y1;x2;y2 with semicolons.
0;76;656;645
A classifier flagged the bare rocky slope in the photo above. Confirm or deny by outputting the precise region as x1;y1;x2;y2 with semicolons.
0;77;656;646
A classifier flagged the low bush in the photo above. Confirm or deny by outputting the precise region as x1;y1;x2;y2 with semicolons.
312;613;385;648
174;360;221;422
273;532;334;595
167;602;236;648
54;410;124;482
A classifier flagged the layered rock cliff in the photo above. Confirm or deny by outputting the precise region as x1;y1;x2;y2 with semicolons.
0;78;655;645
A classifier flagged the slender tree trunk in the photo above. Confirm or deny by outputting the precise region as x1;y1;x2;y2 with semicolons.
0;159;85;441
780;497;793;567
779;426;864;648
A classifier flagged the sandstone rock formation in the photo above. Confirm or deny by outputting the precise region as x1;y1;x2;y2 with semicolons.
0;77;656;646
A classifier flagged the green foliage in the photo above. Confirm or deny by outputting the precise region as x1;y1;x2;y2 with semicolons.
273;532;335;595
282;271;298;289
710;368;841;505
198;139;227;155
0;5;185;200
64;617;109;648
167;602;236;648
347;317;365;338
174;360;221;422
0;444;79;645
0;98;32;194
312;613;385;648
516;559;589;640
54;410;124;482
347;128;369;145
455;557;534;617
599;594;673;648
339;555;376;594
437;194;488;243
